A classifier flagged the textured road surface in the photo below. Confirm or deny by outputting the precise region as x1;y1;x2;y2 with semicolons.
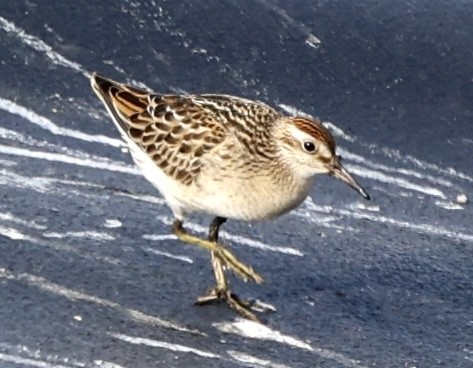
0;1;472;367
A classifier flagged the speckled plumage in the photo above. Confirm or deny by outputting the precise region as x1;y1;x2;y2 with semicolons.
112;90;282;185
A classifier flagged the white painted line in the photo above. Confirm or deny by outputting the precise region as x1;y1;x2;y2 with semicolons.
302;197;473;243
0;352;75;368
104;219;123;228
143;234;176;241
348;202;381;212
215;319;367;368
0;97;123;147
94;360;127;368
0;126;123;172
142;245;194;264
380;146;473;184
0;144;139;175
0;211;47;229
0;268;203;336
293;209;360;232
255;0;321;47
0;16;88;76
110;333;220;359
0;17;150;91
0;225;26;240
0;223;121;266
0;167;82;194
215;319;311;350
227;350;291;368
0;157;17;166
113;192;166;205
434;201;464;210
43;230;115;242
346;164;446;199
337;147;454;188
221;232;303;257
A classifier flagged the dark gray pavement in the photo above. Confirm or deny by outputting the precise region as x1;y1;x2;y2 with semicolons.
0;1;472;367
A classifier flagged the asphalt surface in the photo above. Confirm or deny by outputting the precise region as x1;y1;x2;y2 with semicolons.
0;1;472;367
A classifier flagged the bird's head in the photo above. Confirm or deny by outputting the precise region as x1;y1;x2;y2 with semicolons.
274;116;370;200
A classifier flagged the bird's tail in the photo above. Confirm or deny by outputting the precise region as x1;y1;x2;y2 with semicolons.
90;73;149;137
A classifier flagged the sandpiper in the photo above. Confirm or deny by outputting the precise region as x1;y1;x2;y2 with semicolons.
91;73;370;321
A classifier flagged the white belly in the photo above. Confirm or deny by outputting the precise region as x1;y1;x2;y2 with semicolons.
186;173;314;221
129;141;313;221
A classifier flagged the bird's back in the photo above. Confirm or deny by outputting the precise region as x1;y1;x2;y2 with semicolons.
91;74;301;219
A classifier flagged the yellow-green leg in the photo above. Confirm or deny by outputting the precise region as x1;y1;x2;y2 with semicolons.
196;217;260;321
172;217;261;321
172;219;263;284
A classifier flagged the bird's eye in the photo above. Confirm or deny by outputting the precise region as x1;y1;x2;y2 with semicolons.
303;141;316;153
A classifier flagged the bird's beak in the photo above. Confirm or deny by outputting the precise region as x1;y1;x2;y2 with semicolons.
329;158;370;200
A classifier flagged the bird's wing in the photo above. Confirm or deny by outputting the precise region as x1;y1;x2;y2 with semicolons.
91;74;281;185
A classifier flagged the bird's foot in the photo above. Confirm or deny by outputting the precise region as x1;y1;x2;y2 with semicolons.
196;287;275;321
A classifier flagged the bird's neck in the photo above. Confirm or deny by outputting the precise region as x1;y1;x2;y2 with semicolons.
265;157;315;202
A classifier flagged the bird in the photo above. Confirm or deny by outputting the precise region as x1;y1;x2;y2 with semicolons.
90;73;370;321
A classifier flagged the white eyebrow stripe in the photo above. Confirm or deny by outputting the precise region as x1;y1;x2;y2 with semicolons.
288;124;315;142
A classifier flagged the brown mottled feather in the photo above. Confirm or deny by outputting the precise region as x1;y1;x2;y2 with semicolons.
91;75;282;185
